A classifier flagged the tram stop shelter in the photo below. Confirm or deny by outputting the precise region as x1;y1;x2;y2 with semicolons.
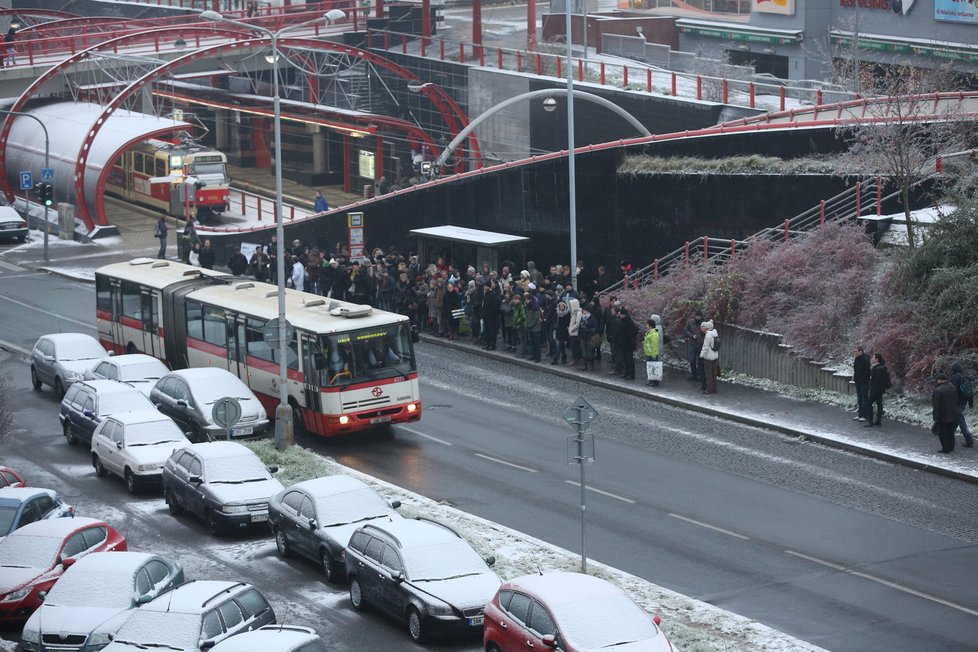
409;225;529;273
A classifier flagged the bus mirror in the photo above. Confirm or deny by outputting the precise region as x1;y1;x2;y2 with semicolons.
314;352;326;370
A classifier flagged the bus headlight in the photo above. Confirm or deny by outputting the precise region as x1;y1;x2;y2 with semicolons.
338;415;350;425
406;403;417;413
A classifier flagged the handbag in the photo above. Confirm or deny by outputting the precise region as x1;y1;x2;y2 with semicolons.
646;359;663;382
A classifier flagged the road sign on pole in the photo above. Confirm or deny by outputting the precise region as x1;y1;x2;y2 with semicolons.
212;397;242;441
19;171;33;191
40;167;54;182
562;395;598;573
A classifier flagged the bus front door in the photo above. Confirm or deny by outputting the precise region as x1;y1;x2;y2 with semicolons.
110;280;126;353
301;334;322;419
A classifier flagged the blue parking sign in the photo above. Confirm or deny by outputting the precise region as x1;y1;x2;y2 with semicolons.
19;171;33;191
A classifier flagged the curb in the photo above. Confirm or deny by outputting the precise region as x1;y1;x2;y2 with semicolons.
420;334;978;486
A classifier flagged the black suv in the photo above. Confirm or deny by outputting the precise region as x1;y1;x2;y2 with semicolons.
345;518;500;642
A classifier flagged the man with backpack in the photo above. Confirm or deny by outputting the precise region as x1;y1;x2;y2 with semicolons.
950;361;975;448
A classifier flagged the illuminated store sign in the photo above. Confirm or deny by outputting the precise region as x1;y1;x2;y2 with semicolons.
935;0;978;23
752;0;795;15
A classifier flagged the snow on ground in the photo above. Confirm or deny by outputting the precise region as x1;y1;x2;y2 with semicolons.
245;441;827;652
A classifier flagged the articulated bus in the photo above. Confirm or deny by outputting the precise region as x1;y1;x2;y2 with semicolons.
105;139;232;220
94;259;421;437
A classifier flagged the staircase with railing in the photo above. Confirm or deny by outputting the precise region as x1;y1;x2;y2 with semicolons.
601;176;901;296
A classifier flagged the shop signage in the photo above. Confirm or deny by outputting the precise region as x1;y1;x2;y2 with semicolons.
831;33;978;62
752;0;795;15
678;24;800;45
838;0;892;9
935;0;978;23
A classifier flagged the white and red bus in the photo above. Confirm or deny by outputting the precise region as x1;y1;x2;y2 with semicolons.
105;138;231;220
95;259;421;437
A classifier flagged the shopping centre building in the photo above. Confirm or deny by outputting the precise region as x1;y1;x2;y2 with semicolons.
668;0;978;82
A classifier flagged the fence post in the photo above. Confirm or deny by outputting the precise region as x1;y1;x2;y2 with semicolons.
684;241;689;263
421;38;426;57
402;34;408;54
820;199;825;225
536;52;543;76
600;61;605;85
556;55;561;79
242;193;248;219
855;181;862;216
498;48;503;68
749;82;755;108
440;39;445;60
647;68;652;92
479;47;485;66
579;59;584;82
290;205;295;220
730;240;736;258
722;79;728;104
784;219;789;242
816;89;823;105
696;75;702;100
780;86;785;111
671;72;677;96
623;65;628;88
653;258;659;280
459;43;465;63
384;30;390;49
257;196;262;221
703;236;709;264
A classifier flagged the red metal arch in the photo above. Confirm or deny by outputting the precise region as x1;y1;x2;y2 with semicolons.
17;16;127;36
0;8;79;23
78;36;478;227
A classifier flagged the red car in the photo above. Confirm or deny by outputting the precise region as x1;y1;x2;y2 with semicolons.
0;517;126;623
0;466;25;488
483;571;674;652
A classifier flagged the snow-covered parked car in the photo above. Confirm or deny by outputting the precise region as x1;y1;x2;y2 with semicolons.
31;333;109;398
84;354;170;398
0;487;73;541
91;410;191;493
19;551;183;652
209;625;326;652
0;206;28;242
150;368;269;442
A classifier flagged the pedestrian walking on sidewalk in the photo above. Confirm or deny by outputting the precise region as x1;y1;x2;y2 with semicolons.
616;308;637;380
699;320;719;394
865;353;891;427
932;373;958;453
852;346;871;422
153;216;168;259
950;361;975;447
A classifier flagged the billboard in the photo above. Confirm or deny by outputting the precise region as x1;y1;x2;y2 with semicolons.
752;0;795;15
935;0;978;23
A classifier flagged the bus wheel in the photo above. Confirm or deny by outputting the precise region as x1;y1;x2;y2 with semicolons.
126;342;137;354
289;399;304;436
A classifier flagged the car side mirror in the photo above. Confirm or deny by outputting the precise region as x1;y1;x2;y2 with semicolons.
391;571;405;583
116;441;123;450
199;640;215;651
390;500;401;510
267;465;279;474
308;518;316;529
485;556;496;567
137;594;153;605
84;410;95;418
44;354;55;362
176;399;188;408
541;634;558;648
188;475;202;484
37;591;47;602
652;614;661;625
61;557;76;569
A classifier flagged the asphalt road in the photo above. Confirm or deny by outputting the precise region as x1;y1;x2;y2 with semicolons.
1;269;978;651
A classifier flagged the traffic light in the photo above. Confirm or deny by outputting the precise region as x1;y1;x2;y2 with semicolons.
35;182;53;207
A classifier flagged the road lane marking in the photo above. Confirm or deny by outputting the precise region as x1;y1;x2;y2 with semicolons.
785;550;978;617
398;425;452;446
668;513;750;540
0;259;25;271
475;453;538;473
0;292;92;329
0;337;30;355
564;480;635;503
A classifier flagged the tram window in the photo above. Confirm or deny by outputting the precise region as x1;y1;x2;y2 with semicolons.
156;157;166;178
96;276;112;313
186;301;204;340
121;282;141;319
134;154;144;175
202;306;227;347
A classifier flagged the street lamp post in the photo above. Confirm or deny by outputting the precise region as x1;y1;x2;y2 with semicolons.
564;0;577;291
202;9;345;449
1;109;51;262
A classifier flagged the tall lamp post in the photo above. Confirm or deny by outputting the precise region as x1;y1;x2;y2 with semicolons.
1;109;51;262
563;0;577;291
202;9;345;449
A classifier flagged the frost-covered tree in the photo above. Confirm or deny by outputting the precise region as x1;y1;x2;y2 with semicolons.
0;377;12;444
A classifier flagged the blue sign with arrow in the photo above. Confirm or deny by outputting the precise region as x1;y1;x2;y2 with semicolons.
41;167;55;182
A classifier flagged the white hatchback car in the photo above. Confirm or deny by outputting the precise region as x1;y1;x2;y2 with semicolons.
209;625;326;652
85;354;170;397
91;410;191;493
0;206;28;242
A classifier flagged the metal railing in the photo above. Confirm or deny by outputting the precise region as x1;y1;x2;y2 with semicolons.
603;177;894;295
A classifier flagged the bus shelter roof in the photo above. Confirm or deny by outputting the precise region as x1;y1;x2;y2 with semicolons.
408;225;530;247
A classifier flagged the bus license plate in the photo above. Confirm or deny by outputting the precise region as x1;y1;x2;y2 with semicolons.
251;513;268;523
370;416;392;424
467;616;484;627
232;426;254;436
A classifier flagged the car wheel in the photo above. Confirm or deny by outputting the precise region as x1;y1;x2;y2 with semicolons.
205;509;222;536
165;488;182;516
125;469;138;494
30;367;42;391
54;377;65;399
486;645;502;652
349;578;366;611
407;607;426;643
93;455;107;478
320;548;338;583
274;528;291;558
63;420;77;446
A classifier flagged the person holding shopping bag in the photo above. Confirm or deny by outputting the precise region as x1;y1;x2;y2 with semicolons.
644;318;662;386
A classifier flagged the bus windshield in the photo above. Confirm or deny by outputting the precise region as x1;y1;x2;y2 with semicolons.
319;323;415;387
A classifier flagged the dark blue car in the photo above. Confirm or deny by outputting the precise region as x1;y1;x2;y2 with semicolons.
59;379;154;446
0;487;74;539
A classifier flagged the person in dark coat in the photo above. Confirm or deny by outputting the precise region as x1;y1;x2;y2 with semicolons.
481;282;501;351
249;245;269;282
615;307;638;380
852;346;872;422
866;353;891;427
442;281;462;340
606;303;622;375
198;239;216;270
226;246;249;276
550;300;570;365
684;310;704;382
932;374;959;454
950;361;974;447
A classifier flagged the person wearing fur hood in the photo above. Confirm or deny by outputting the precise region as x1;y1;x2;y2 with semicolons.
550;300;570;365
699;320;719;394
567;298;583;365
